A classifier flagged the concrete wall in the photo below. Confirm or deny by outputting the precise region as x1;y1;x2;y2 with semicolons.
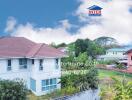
54;89;100;100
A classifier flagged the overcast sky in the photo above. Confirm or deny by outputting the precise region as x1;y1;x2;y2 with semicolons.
0;0;132;44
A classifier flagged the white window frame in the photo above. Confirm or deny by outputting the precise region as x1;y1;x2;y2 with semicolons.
41;78;57;91
39;59;43;70
55;59;59;69
7;59;12;71
19;58;27;69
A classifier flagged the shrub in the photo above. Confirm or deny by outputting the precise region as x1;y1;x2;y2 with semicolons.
100;77;132;100
100;86;115;100
112;77;132;100
116;63;126;69
60;68;99;92
0;79;28;100
75;68;99;91
60;73;77;88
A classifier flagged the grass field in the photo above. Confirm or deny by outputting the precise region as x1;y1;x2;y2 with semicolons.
98;69;132;80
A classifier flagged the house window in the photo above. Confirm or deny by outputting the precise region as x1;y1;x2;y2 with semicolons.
39;59;43;70
7;59;11;71
30;78;36;92
19;58;27;69
55;59;59;69
42;78;57;91
32;59;34;65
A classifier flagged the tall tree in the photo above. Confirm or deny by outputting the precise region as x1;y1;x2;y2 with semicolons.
75;39;105;58
94;36;118;48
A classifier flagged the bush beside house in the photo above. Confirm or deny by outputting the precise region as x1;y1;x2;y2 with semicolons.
0;79;28;100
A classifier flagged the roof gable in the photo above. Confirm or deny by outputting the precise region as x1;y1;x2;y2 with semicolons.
88;5;102;10
0;37;35;58
32;44;66;58
125;49;132;54
0;37;66;58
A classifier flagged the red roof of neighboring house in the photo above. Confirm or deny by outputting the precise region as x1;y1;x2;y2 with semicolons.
0;37;66;58
125;49;132;54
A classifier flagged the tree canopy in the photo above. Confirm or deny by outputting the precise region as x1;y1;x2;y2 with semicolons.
94;36;118;48
74;39;105;58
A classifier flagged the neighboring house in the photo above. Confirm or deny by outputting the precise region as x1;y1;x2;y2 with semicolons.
125;49;132;67
97;47;132;61
0;37;66;96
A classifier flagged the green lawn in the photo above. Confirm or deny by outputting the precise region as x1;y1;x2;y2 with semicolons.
63;69;132;80
98;69;132;80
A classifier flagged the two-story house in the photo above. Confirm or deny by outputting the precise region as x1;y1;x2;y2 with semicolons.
0;37;65;96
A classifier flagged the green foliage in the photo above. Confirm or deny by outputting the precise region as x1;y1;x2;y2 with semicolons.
61;73;77;88
74;39;105;58
38;87;79;100
0;79;28;100
62;52;98;70
100;85;115;100
75;68;99;91
75;39;89;57
56;43;67;48
94;36;118;49
76;52;88;63
60;68;99;92
67;43;75;56
112;77;132;100
116;63;126;69
100;77;132;100
87;42;105;59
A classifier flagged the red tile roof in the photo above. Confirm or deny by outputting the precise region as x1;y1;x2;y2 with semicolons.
0;37;66;58
125;49;132;54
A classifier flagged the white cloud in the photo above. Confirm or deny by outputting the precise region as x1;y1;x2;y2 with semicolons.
10;21;75;44
5;17;17;32
5;0;132;45
59;20;72;30
75;0;132;44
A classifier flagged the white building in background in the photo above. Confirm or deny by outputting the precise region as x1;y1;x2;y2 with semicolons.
0;37;66;96
97;47;132;61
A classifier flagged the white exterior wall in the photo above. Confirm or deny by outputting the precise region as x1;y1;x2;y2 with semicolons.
98;51;127;60
31;58;61;96
106;51;127;59
0;58;61;96
106;51;125;56
0;58;31;88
